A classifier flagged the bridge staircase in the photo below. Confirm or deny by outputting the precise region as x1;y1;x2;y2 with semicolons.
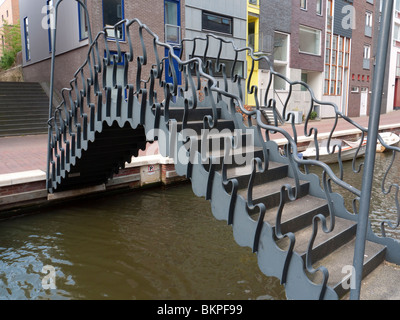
47;8;400;300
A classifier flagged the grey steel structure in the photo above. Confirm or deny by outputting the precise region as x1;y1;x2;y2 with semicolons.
46;0;400;299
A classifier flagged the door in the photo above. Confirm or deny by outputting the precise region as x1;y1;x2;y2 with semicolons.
360;88;368;116
394;78;400;109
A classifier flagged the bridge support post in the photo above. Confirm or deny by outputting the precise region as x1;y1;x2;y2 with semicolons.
350;0;394;300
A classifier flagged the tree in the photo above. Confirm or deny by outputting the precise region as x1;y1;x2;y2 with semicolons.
0;19;22;70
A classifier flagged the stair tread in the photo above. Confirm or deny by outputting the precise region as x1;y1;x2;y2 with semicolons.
309;238;386;290
226;161;286;178
262;194;328;226
205;145;263;158
292;216;357;257
238;176;307;199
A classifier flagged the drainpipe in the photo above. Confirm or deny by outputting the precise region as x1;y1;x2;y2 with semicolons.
350;0;393;300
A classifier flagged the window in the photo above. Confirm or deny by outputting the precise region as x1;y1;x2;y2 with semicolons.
78;2;89;40
300;0;307;10
165;0;180;43
274;32;289;91
395;24;400;41
299;25;321;55
365;11;373;37
202;11;233;35
190;56;244;78
363;44;370;69
23;17;31;61
396;53;400;77
324;34;350;96
248;21;256;51
274;65;287;91
274;32;288;61
316;0;322;15
103;0;124;39
394;23;400;47
301;72;308;91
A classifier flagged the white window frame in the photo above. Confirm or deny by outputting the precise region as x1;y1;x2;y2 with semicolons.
299;25;321;56
316;0;322;15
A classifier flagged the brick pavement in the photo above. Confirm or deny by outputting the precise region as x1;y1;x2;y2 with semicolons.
1;110;400;176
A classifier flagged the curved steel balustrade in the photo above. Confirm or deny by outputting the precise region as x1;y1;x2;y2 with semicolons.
46;0;400;300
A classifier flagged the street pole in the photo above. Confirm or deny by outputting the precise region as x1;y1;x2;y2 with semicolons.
350;0;394;300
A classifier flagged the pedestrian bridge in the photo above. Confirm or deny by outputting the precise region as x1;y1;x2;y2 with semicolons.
46;4;400;300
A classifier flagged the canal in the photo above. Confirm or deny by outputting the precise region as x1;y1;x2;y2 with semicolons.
0;182;285;300
0;151;399;300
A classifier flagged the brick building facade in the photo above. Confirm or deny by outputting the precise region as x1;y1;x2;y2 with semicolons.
20;0;184;95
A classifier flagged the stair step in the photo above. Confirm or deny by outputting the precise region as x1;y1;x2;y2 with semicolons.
295;217;357;262
225;161;289;188
238;177;310;210
161;106;222;122
177;119;235;134
193;130;255;153
263;194;330;233
201;146;264;172
0;127;47;136
307;238;386;298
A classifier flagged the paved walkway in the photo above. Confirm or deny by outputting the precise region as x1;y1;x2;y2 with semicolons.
1;110;400;176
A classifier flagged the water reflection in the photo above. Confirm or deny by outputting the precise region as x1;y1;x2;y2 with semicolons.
2;152;399;300
0;184;286;300
307;151;400;239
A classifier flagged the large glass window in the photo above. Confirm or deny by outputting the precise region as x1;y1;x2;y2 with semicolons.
299;25;321;55
202;11;233;35
103;0;124;39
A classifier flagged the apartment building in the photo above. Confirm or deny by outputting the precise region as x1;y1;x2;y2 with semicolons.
184;0;247;100
346;0;377;117
247;0;325;117
381;0;400;114
19;0;184;94
257;0;292;109
0;0;19;57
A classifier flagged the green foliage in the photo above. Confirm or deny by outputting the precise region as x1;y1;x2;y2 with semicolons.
309;111;318;120
0;20;22;70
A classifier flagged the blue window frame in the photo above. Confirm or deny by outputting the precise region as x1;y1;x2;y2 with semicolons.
102;0;125;40
164;0;180;43
164;0;181;85
23;17;31;61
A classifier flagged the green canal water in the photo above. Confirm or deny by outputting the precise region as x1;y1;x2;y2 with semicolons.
0;183;285;300
1;152;399;300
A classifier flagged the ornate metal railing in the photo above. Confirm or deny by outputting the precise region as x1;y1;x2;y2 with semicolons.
47;0;399;299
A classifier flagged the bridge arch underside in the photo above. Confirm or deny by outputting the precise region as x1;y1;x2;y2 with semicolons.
54;122;147;192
